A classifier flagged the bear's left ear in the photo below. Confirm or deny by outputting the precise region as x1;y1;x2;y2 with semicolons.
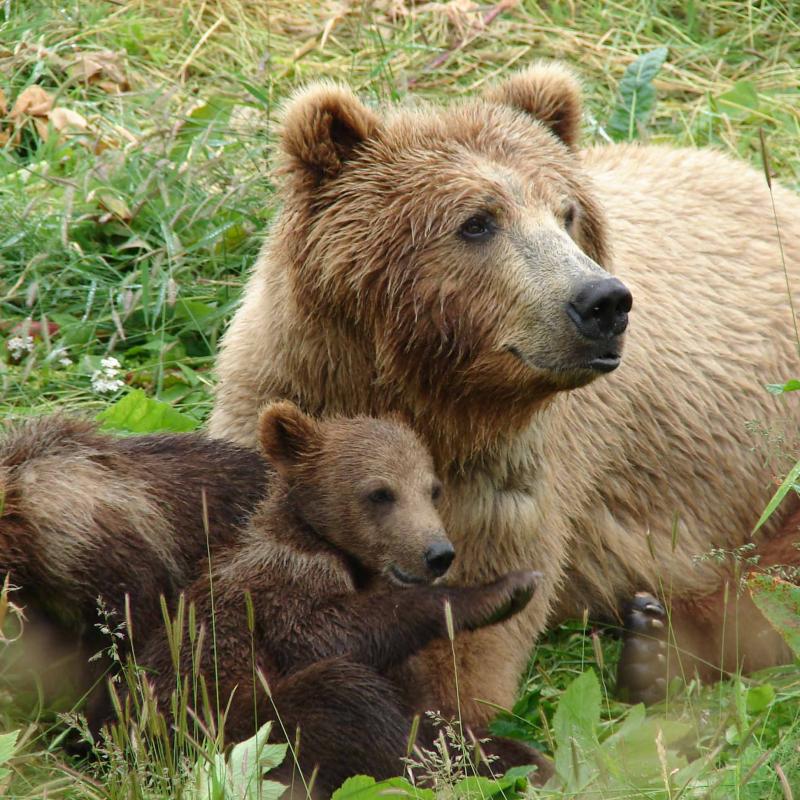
259;401;322;478
484;63;583;150
279;82;381;182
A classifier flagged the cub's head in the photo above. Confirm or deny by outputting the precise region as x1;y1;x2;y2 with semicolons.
275;63;630;435
259;401;453;585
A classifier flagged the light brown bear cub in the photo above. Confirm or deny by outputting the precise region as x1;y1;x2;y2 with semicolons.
137;402;547;795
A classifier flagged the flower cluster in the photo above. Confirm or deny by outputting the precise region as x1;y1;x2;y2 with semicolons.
7;335;34;360
91;356;125;394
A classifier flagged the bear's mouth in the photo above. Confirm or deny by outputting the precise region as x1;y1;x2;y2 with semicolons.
588;353;621;373
507;345;621;375
388;565;427;586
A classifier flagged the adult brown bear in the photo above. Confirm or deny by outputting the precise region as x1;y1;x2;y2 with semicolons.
208;64;800;717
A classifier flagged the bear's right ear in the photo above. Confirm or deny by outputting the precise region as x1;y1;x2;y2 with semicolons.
279;82;381;182
259;401;322;477
483;63;583;150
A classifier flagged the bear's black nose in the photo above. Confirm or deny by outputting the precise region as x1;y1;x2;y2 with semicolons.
567;278;632;340
425;541;455;577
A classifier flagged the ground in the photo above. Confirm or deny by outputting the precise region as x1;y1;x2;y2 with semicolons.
0;1;799;797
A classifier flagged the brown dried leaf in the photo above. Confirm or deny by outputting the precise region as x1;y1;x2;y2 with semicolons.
0;88;7;117
97;192;132;222
33;117;49;140
9;85;53;119
48;106;90;135
68;50;130;92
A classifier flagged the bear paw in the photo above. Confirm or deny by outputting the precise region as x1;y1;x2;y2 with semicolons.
616;591;668;705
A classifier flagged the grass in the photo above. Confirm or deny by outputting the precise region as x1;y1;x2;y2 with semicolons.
1;0;800;797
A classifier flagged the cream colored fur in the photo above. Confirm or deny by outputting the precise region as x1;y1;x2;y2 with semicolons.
208;79;800;721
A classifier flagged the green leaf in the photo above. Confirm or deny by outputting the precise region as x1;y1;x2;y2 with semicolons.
748;574;800;657
552;670;601;786
765;379;800;394
0;730;19;765
452;773;529;799
96;389;199;433
715;80;760;119
0;731;19;789
228;723;288;800
745;683;776;714
752;457;800;533
607;47;669;141
331;775;433;799
601;713;691;784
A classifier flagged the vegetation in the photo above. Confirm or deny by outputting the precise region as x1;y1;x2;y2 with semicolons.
1;0;799;797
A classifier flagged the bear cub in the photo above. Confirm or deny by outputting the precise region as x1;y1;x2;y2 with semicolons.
135;401;544;795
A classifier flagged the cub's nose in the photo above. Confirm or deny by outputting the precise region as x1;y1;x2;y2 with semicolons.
567;278;632;340
425;541;455;577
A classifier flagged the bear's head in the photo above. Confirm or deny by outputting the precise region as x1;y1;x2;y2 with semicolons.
259;401;454;585
273;63;630;443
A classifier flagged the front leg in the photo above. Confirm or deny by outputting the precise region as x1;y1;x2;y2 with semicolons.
272;571;539;675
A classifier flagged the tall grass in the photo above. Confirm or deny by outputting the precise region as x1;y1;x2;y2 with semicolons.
1;0;799;797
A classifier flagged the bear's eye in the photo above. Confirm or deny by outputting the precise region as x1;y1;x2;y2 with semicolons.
563;204;577;231
431;482;443;502
367;487;395;505
459;214;495;241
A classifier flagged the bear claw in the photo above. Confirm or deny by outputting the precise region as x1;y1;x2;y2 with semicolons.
616;592;669;705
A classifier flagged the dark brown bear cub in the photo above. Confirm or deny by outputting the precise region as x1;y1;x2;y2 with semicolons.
0;416;268;713
136;401;546;795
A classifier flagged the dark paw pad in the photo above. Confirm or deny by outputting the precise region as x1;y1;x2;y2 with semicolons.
616;592;668;705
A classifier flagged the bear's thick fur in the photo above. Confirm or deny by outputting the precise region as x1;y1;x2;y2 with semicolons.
0;416;267;641
209;63;800;718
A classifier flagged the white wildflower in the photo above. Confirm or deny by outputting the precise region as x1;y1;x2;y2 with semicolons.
59;356;73;367
7;335;34;360
91;356;125;395
100;356;121;370
91;375;125;394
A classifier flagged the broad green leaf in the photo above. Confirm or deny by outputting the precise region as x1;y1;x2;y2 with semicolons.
552;670;601;786
331;775;433;799
0;730;19;765
96;388;199;433
607;47;668;141
745;683;775;714
752;457;800;533
452;773;528;798
715;80;760;119
228;723;287;800
748;573;800;657
185;723;287;800
600;713;691;784
766;379;800;394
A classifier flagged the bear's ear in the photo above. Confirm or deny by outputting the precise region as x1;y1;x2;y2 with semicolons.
279;82;381;182
484;63;583;150
259;401;321;477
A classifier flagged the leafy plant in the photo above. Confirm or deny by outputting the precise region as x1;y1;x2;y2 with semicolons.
186;722;287;800
748;574;800;658
545;670;700;796
96;388;200;433
0;730;19;790
607;47;669;141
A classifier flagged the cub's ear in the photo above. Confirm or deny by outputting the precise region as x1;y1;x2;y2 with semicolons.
279;82;381;182
484;62;583;150
259;401;321;477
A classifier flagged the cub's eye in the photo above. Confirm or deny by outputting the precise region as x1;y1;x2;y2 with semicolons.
431;483;443;502
368;487;395;505
563;204;577;231
459;214;494;241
